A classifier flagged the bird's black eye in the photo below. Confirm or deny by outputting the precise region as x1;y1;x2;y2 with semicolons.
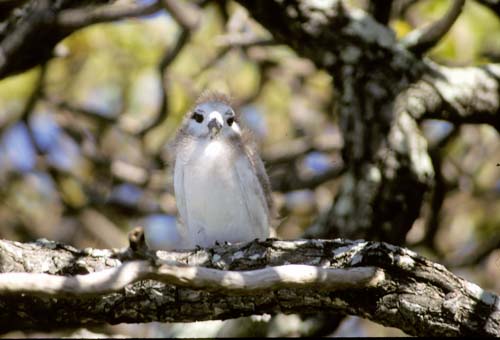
191;112;204;123
227;117;234;126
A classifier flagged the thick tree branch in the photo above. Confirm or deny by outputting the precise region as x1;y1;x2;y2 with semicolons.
0;238;499;337
407;63;500;132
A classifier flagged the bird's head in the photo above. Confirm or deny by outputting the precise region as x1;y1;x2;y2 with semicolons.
183;92;241;141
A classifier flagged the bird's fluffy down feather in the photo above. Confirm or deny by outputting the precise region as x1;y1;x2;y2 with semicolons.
168;92;272;249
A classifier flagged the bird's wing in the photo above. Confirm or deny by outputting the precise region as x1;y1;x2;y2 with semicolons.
234;152;270;239
252;149;273;213
241;130;274;215
172;134;195;249
173;155;188;227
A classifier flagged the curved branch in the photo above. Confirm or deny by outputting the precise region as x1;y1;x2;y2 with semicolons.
135;0;206;136
135;27;191;136
0;238;499;336
407;63;500;131
401;0;465;55
0;261;383;296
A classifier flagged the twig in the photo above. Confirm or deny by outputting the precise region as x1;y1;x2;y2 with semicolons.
216;34;275;48
194;45;231;78
263;137;341;166
418;126;459;249
162;0;202;31
57;1;162;30
401;0;465;55
270;163;345;192
137;0;206;136
137;27;190;136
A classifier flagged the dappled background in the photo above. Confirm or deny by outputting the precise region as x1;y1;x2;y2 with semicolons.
0;0;499;337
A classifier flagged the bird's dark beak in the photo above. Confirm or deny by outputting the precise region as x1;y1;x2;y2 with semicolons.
208;118;222;135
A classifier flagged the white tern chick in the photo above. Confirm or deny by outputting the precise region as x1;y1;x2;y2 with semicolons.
170;91;273;249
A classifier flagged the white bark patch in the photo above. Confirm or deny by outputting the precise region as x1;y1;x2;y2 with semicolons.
273;240;305;249
367;165;381;183
464;282;496;305
432;65;499;115
400;298;427;314
188;251;210;265
232;251;245;260
394;255;415;270
249;253;264;261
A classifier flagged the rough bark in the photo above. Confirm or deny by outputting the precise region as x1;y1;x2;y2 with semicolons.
0;238;499;337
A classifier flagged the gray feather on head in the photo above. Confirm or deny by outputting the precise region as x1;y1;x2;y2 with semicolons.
193;90;243;122
195;90;232;106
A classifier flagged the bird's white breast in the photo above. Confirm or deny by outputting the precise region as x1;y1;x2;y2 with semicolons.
174;139;269;248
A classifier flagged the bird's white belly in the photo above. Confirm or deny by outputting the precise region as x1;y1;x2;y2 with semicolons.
178;140;266;247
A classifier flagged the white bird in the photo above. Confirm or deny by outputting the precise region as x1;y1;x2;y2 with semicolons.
169;91;273;249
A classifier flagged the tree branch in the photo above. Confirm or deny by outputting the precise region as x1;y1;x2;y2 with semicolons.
0;261;383;297
161;0;201;32
262;136;341;166
136;0;205;136
0;237;499;336
270;163;345;192
407;63;500;132
401;0;465;55
56;2;162;30
368;0;393;25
